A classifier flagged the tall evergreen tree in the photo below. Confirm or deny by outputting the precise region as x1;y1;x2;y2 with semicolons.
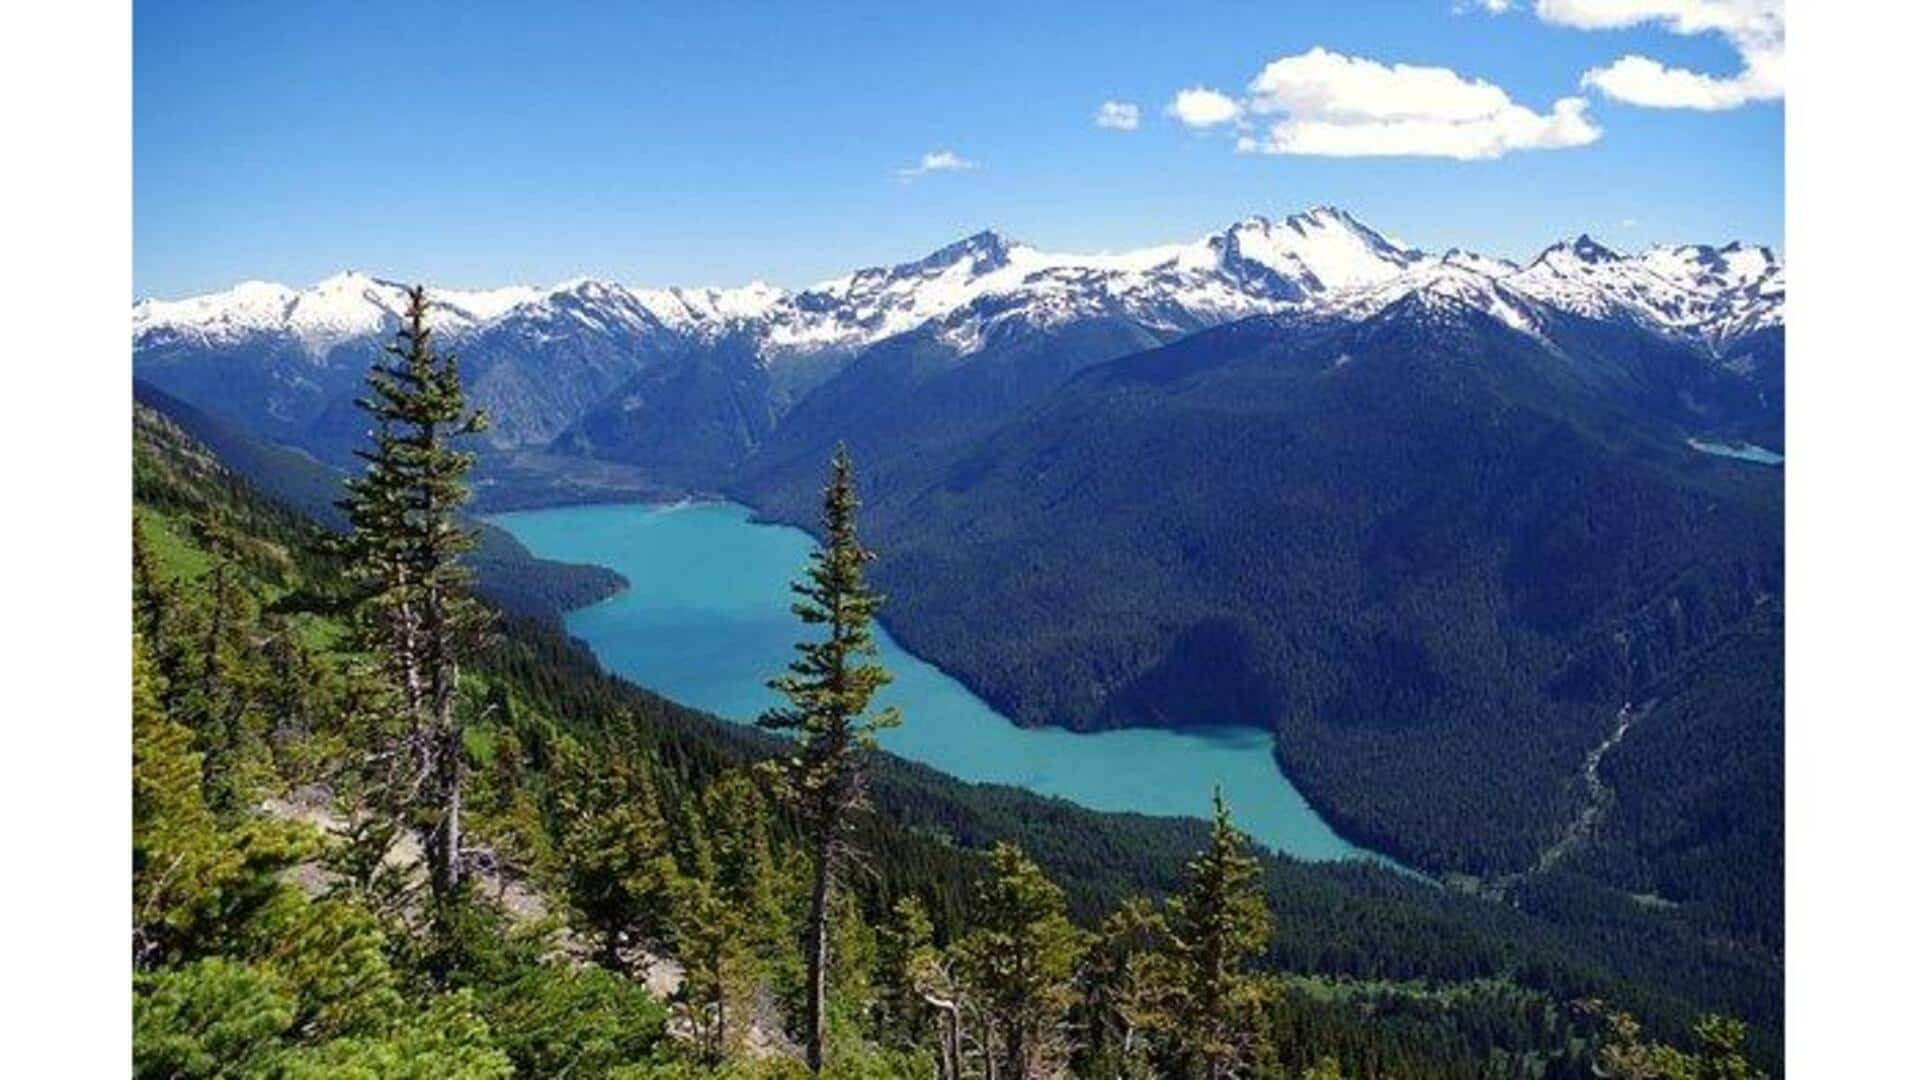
550;740;672;971
759;445;901;1073
667;871;758;1065
1169;788;1273;1080
1082;897;1177;1079
956;842;1086;1079
339;285;490;909
874;895;938;1052
701;771;796;981
184;529;267;814
132;518;171;644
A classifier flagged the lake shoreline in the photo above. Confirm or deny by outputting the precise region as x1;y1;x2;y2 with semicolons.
491;499;1399;867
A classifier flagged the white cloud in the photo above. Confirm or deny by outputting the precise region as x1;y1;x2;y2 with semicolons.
1228;47;1600;159
1094;100;1141;131
895;149;979;181
1535;0;1784;109
1166;87;1242;128
1454;0;1513;12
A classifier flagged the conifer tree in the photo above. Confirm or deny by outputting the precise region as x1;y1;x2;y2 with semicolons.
1691;1014;1757;1080
133;635;213;967
956;842;1085;1079
340;285;490;909
132;518;171;644
666;772;791;1066
759;445;901;1072
1583;1002;1758;1080
874;895;938;1051
133;635;307;968
1083;897;1177;1078
182;527;268;814
701;772;795;980
551;740;672;971
881;895;967;1080
668;870;757;1065
1169;788;1273;1080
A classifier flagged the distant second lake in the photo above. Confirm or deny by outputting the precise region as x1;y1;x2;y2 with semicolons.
492;500;1377;863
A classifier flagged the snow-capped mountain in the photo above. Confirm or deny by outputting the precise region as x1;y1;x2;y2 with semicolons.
132;207;1781;366
1508;235;1783;344
132;207;1784;490
1333;256;1556;339
131;271;542;356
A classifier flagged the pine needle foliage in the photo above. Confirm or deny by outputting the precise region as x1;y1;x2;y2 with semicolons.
760;445;901;1072
1170;788;1274;1080
339;285;491;912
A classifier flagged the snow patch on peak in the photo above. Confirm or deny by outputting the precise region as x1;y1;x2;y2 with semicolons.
133;273;552;357
437;284;545;322
1440;249;1520;278
1512;235;1782;342
1341;261;1548;340
1530;234;1623;271
133;280;298;342
1220;208;1424;291
634;282;791;333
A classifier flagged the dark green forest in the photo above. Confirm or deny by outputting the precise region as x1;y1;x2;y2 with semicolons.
130;297;1774;1076
731;306;1782;956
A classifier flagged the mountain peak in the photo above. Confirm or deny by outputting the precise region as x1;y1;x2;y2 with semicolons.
1291;204;1358;227
1285;206;1399;245
912;229;1017;274
1535;234;1621;267
1213;205;1418;291
1572;234;1619;262
552;276;630;298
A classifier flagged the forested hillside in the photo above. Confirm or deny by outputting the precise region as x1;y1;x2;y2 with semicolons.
733;301;1783;934
131;360;1775;1076
135;379;628;623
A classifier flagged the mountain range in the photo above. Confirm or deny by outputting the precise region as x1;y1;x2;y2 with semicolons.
133;206;1784;488
133;207;1784;357
132;208;1784;941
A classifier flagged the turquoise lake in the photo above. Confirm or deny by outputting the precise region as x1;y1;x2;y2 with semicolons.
492;500;1374;863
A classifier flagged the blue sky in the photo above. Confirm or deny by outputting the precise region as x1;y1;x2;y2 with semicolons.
134;0;1783;298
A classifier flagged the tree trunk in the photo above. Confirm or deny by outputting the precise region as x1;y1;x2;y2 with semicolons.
442;729;462;891
804;819;835;1073
939;1005;960;1080
919;989;962;1080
